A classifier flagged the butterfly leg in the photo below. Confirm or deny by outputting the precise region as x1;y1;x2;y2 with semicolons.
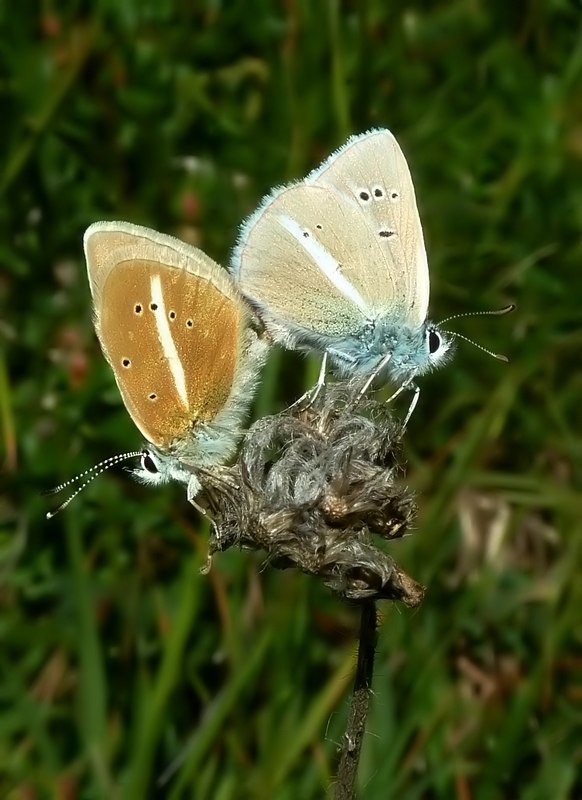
384;377;420;430
289;352;328;410
401;383;420;429
358;351;393;398
187;475;220;541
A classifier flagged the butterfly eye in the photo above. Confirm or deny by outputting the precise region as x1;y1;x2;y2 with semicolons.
141;451;159;474
428;329;442;354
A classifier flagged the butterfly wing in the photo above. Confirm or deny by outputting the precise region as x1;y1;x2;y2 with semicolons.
85;221;257;450
231;128;429;347
233;183;387;344
308;128;429;325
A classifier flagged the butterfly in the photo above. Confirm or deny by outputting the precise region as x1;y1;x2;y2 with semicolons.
47;221;267;517
231;128;510;421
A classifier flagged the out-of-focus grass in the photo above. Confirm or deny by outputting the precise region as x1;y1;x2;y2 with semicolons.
1;2;581;798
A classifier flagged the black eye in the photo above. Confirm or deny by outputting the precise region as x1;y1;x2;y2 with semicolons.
141;452;158;474
428;329;441;354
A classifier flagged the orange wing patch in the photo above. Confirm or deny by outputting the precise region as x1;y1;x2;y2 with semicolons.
98;259;241;448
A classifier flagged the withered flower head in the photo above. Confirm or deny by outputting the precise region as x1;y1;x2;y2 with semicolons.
198;384;424;606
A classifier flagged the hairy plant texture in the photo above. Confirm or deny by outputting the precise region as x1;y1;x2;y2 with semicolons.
199;385;424;605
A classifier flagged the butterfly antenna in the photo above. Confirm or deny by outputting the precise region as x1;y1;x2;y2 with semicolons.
442;329;509;362
441;304;515;363
44;450;143;518
440;303;515;325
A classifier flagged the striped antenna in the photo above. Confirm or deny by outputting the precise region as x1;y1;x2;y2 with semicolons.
440;303;515;325
441;304;515;363
44;450;143;518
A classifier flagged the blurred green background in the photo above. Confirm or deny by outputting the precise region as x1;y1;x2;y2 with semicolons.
1;2;581;798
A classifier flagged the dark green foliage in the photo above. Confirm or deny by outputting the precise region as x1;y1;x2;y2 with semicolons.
1;1;581;797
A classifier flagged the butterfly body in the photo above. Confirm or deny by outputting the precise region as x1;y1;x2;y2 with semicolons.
325;315;452;382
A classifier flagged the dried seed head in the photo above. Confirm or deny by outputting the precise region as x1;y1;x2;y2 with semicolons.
198;383;424;605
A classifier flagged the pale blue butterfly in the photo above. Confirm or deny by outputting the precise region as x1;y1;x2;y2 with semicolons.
230;128;511;422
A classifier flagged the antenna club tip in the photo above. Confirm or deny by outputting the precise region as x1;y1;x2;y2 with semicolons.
504;303;517;314
495;353;510;362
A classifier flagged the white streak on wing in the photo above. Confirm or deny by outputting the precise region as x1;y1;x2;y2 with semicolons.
150;274;188;406
412;237;430;322
278;214;368;312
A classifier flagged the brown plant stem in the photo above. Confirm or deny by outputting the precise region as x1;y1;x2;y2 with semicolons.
335;600;377;800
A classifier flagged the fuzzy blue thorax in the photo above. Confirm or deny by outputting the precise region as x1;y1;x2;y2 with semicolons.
320;315;455;383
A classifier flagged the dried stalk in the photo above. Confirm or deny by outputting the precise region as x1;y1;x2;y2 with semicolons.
195;383;424;794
